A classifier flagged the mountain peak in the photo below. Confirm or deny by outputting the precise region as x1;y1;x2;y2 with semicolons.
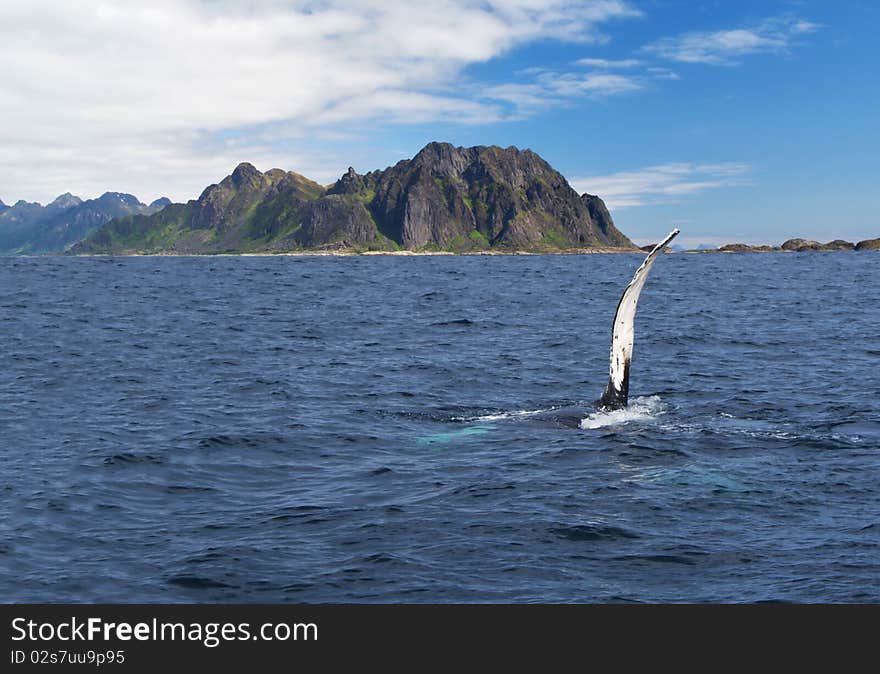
96;192;142;207
231;162;261;185
49;193;83;209
420;140;456;153
149;197;172;209
410;142;483;176
328;166;365;195
413;140;472;160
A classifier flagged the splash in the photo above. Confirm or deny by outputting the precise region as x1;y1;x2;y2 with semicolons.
579;396;668;430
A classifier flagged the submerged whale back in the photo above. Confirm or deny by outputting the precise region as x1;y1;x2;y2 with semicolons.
599;229;679;410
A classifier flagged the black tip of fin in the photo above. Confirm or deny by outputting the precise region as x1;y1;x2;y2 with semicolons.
599;361;630;411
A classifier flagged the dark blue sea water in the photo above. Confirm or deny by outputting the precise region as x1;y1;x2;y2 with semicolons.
1;252;878;603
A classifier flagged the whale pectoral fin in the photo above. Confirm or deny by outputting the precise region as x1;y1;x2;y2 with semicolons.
599;229;679;411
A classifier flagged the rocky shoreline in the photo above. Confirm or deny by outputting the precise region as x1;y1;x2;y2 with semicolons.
68;246;644;257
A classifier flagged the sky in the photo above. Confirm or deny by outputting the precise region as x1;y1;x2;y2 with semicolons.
0;0;877;246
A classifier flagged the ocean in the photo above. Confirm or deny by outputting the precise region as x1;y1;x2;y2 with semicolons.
1;252;878;603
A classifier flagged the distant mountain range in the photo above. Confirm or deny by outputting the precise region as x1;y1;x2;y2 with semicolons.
669;243;715;252
70;142;634;254
0;192;170;254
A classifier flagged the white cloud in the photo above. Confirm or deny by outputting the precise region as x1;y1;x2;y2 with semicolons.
646;67;680;80
574;57;643;68
571;162;750;209
791;20;823;35
0;0;641;203
484;70;641;116
642;17;820;65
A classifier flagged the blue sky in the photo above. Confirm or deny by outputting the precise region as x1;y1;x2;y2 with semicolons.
1;0;877;245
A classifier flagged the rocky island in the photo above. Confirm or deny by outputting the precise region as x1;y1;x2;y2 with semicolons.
69;142;634;255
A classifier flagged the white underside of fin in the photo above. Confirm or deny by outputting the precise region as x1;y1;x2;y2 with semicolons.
602;228;679;408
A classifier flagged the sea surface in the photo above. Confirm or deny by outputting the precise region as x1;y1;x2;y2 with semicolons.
1;252;878;603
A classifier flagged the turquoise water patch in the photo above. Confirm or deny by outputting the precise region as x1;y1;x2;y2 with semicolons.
417;425;495;446
624;464;748;492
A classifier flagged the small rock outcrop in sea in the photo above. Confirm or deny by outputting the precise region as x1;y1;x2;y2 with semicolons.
823;239;856;250
70;142;635;255
709;238;870;253
781;239;818;251
779;238;856;252
719;243;775;253
0;192;169;254
855;238;880;250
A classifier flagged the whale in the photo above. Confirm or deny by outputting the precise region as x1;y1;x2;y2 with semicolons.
535;228;680;428
415;228;681;443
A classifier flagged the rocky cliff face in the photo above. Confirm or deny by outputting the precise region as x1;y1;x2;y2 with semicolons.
0;192;168;254
331;142;631;250
71;142;635;254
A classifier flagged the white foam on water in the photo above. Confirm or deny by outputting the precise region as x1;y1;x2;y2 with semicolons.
453;409;551;423
579;395;667;430
710;413;797;440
